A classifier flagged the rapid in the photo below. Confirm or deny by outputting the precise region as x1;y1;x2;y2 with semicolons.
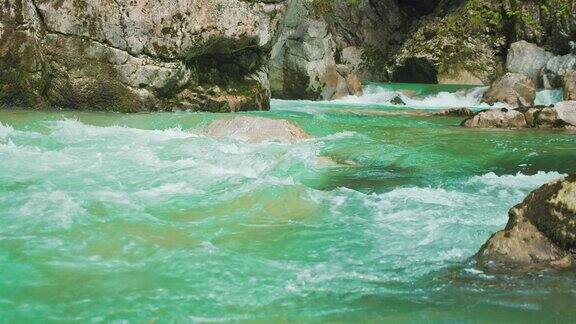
1;84;575;321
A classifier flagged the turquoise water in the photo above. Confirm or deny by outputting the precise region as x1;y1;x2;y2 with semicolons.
1;85;576;322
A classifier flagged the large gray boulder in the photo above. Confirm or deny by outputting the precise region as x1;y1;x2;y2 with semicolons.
535;101;576;128
203;116;310;143
543;54;576;89
563;70;576;101
506;41;554;86
477;173;576;269
482;73;536;108
462;108;527;128
0;0;286;112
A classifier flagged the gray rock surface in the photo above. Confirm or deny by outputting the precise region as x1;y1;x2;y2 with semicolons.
482;73;536;108
506;41;554;86
477;173;576;269
563;70;576;101
463;102;576;129
269;0;403;100
536;101;576;128
462;108;527;128
203;116;309;143
543;54;576;89
0;0;286;111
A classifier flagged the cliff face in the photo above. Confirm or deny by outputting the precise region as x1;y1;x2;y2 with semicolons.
0;0;285;112
392;0;576;85
269;0;406;100
1;0;575;111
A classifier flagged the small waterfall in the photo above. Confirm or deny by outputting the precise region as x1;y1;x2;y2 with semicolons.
535;89;563;106
335;83;495;109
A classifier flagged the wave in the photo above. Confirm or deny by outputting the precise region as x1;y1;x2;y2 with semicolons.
335;84;492;109
47;119;197;144
0;122;14;142
274;84;565;111
468;171;565;190
308;170;567;280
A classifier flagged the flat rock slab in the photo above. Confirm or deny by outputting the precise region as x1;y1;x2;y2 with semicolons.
203;116;310;143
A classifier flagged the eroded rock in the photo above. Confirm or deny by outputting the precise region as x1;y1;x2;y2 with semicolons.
506;41;554;85
462;108;527;128
536;101;576;128
203;116;309;143
269;0;401;100
563;70;576;100
431;108;474;117
477;173;576;269
543;54;576;88
482;73;536;108
0;0;286;112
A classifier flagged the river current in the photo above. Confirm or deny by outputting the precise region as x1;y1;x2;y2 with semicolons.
1;84;575;321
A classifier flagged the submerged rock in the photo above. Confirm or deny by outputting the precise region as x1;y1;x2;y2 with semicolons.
477;173;576;269
462;108;527;128
482;73;536;108
203;116;309;143
431;108;474;117
390;95;406;106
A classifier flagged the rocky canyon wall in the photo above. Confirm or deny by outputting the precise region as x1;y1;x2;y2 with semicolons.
1;0;575;111
0;0;285;112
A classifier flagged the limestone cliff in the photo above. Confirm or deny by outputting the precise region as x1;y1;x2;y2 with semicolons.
2;0;575;111
392;0;576;85
0;0;285;112
269;0;406;100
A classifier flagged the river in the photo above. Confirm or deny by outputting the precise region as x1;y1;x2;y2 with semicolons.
1;84;575;321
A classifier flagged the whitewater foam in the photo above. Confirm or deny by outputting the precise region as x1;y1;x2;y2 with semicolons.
48;119;196;144
0;123;14;141
535;89;564;106
334;85;503;109
468;171;565;190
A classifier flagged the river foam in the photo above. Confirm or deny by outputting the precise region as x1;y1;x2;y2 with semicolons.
1;109;575;322
336;84;494;109
334;84;564;110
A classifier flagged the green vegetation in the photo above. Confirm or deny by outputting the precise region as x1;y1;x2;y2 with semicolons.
312;0;361;17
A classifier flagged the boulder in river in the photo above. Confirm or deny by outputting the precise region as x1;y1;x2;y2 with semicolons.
461;108;527;128
482;73;536;108
476;173;576;269
506;41;554;85
390;95;406;106
203;116;309;143
535;101;576;128
463;102;576;129
562;70;576;100
431;108;474;117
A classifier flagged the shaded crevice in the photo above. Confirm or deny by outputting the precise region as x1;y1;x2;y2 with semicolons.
391;57;438;84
